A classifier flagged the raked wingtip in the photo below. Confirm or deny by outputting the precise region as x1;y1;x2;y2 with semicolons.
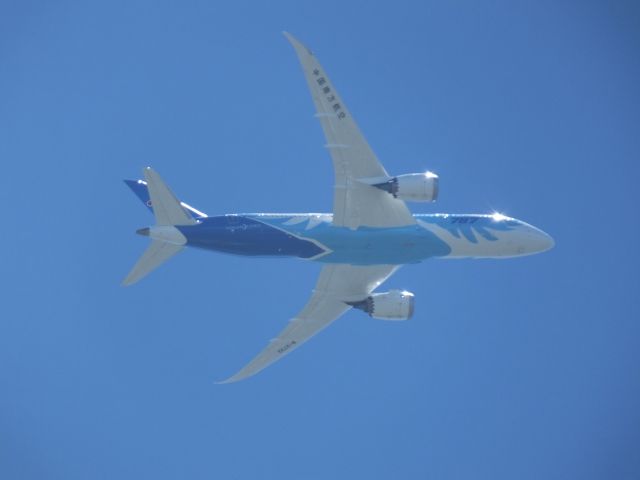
282;31;297;45
282;31;312;55
215;368;256;384
215;375;241;385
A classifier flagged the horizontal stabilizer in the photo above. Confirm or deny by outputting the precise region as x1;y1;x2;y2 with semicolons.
143;167;196;226
124;179;207;219
122;240;183;286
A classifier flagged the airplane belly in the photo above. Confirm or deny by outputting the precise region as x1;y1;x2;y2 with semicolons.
178;217;327;259
306;225;452;265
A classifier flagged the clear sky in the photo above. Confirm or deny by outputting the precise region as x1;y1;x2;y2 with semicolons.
1;1;639;479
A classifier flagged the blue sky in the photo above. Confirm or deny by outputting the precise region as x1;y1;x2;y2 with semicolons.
1;1;639;478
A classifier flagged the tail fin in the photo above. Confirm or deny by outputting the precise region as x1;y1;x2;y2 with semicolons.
122;167;196;286
124;172;207;220
124;179;155;215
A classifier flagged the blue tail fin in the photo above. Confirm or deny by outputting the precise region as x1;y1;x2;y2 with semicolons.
124;179;154;214
124;178;207;219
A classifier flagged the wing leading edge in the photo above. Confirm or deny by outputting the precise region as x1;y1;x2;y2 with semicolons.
219;264;400;383
284;32;415;229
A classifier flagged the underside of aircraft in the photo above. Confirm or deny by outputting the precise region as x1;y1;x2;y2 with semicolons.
123;33;554;382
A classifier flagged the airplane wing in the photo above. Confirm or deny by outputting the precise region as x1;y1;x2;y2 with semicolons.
284;32;415;229
219;263;400;383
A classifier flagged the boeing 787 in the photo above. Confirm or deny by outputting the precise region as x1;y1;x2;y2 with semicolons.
123;33;554;382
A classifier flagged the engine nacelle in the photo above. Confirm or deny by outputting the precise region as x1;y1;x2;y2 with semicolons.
373;172;439;202
348;290;415;321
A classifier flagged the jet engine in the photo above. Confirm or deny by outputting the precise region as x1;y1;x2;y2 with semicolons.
347;290;415;321
373;172;439;202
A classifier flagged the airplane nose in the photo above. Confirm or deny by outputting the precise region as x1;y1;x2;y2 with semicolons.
525;228;555;254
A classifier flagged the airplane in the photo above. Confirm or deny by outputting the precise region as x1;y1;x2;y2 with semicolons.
122;32;554;383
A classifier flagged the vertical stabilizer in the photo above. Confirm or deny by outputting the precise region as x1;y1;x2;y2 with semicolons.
122;167;196;286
